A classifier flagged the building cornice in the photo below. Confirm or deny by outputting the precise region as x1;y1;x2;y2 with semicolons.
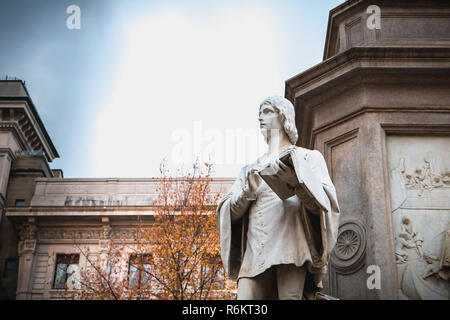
286;46;450;101
31;177;235;183
323;0;364;60
0;146;17;162
0;121;32;152
0;84;59;161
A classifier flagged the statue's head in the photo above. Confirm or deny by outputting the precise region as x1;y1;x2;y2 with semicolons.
258;96;298;145
423;250;436;264
402;216;411;225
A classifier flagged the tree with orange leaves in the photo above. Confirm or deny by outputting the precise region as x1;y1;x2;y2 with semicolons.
70;160;236;300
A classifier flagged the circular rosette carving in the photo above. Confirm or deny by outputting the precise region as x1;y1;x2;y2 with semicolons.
331;221;366;274
336;230;359;260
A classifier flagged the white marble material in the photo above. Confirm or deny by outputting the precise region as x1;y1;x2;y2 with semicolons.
217;96;340;300
387;136;450;300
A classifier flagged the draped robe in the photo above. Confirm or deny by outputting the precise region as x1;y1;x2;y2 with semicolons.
216;147;340;290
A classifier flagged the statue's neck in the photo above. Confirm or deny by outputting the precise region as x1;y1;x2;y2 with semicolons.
266;130;292;155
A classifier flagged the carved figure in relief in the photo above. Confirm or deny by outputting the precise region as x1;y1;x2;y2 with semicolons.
390;152;449;300
395;218;449;300
400;216;423;257
396;156;450;196
422;250;440;279
395;232;415;264
437;229;450;281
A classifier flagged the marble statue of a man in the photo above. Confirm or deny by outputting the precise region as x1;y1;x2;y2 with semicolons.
216;96;340;300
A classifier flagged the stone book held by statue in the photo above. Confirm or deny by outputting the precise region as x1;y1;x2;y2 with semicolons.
258;147;329;213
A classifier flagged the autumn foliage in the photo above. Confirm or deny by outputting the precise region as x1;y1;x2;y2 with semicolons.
71;161;236;300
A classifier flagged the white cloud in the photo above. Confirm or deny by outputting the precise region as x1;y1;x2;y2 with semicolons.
92;4;285;178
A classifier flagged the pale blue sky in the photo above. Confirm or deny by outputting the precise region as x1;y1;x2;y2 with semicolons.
0;0;344;178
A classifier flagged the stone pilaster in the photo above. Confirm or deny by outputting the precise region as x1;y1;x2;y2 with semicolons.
16;218;37;300
0;148;15;218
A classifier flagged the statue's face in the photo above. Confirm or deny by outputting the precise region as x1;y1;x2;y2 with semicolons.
258;103;283;134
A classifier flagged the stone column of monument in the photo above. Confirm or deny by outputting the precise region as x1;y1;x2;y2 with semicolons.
0;80;59;299
285;0;450;299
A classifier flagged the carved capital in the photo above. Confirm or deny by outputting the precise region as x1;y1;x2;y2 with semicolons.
18;240;36;257
19;219;37;241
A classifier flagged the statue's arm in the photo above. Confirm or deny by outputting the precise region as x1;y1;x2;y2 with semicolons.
219;166;254;224
230;177;254;223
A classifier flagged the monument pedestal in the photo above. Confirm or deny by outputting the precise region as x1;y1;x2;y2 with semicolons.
285;0;450;299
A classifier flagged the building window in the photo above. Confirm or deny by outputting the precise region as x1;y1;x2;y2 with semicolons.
214;266;226;290
53;254;79;289
128;254;152;288
205;255;225;290
15;199;26;207
3;259;17;278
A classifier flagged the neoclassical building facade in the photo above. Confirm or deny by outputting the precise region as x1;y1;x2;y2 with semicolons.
1;0;449;300
0;81;234;299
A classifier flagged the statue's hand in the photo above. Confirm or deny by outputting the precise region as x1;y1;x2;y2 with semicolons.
245;169;261;200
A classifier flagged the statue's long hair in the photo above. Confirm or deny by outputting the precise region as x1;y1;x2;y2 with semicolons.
259;95;298;145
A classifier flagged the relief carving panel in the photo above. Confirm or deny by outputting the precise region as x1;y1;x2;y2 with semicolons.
387;136;450;300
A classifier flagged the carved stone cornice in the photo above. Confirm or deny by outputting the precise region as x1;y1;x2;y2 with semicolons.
0;122;30;152
37;228;139;240
38;229;103;240
322;0;450;60
286;46;450;100
0;146;17;162
0;89;59;161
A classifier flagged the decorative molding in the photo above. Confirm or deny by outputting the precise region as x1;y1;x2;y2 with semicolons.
382;12;450;19
37;228;139;240
0;122;31;152
331;220;367;274
324;128;360;178
381;123;450;136
0;98;59;160
288;46;450;96
38;229;103;240
345;16;363;50
311;109;450;148
19;219;37;241
0;147;17;162
336;229;360;260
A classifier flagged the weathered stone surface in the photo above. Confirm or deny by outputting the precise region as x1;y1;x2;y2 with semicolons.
286;0;450;300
